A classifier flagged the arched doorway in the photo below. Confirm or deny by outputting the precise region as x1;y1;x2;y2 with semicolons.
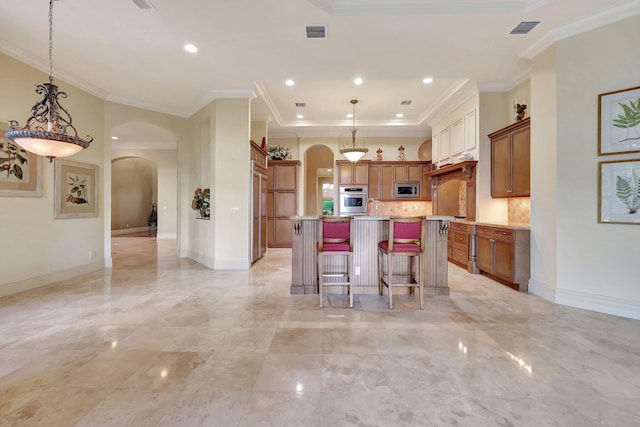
304;145;334;216
110;122;178;238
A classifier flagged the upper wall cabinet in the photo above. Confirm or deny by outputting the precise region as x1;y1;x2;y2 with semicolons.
488;117;530;198
337;160;370;186
435;107;477;164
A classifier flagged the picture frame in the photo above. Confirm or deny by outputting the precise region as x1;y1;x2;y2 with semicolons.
598;86;640;155
0;123;43;197
598;158;640;224
54;159;99;219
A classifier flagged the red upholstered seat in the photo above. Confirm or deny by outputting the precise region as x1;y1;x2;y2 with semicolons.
321;242;351;252
378;241;420;253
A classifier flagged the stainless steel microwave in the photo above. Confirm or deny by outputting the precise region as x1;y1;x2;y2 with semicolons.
394;182;419;199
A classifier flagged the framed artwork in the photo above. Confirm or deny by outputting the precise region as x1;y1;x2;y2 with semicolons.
54;159;99;219
598;86;640;155
598;158;640;224
0;123;42;197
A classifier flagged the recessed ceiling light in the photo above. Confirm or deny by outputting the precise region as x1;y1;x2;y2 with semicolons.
184;44;198;53
354;77;364;85
396;113;404;118
346;113;353;118
111;136;118;140
423;77;433;84
285;79;295;86
296;114;304;119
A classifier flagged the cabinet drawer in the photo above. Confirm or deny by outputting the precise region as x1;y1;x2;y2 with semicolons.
493;227;514;240
452;231;468;248
450;222;470;233
476;225;493;237
452;246;468;265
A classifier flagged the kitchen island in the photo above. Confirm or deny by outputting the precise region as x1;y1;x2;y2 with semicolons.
290;216;451;296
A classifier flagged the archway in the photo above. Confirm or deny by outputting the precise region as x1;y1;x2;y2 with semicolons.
110;121;178;238
304;145;335;216
111;157;158;236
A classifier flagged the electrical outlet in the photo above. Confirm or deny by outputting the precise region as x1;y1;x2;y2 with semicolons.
355;266;361;275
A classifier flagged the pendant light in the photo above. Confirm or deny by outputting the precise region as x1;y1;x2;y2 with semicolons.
339;99;368;162
5;0;93;162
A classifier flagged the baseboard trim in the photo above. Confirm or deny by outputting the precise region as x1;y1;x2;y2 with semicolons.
156;233;176;239
0;261;104;298
528;278;557;302
111;227;149;236
557;288;640;320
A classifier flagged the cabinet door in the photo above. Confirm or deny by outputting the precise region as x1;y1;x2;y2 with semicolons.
491;134;511;197
275;218;293;247
354;163;369;185
274;192;296;217
476;235;494;273
338;163;353;185
511;126;530;196
267;192;275;217
380;165;394;200
493;239;514;282
394;165;407;182
368;164;381;199
275;164;297;190
407;165;420;182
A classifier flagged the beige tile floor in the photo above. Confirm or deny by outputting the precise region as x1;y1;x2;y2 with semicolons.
1;236;639;426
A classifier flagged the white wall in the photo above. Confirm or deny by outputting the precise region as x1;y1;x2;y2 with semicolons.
0;53;105;296
531;16;640;318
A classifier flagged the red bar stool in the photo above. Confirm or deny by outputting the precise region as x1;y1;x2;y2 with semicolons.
317;216;353;308
378;217;424;310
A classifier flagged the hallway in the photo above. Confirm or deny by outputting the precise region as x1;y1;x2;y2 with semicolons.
0;237;639;426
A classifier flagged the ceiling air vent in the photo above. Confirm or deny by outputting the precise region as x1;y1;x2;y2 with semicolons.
400;100;412;105
509;21;540;35
132;0;155;10
306;25;327;39
295;102;307;107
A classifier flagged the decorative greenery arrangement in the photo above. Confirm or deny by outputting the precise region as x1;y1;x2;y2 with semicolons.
616;170;640;214
613;98;640;143
191;187;210;218
268;145;292;160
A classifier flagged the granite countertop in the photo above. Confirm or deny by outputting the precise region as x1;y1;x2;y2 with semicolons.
451;218;530;230
291;215;453;221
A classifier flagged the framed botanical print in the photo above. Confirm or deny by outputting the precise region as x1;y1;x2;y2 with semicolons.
598;158;640;224
598;86;640;155
54;159;99;219
0;123;43;197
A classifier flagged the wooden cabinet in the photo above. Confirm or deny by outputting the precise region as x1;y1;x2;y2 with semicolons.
267;160;300;248
475;224;530;291
251;141;268;262
448;222;471;269
368;161;431;201
489;117;530;198
337;160;370;186
368;163;394;200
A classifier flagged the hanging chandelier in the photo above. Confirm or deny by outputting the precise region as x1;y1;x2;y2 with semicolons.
5;0;93;162
339;99;368;162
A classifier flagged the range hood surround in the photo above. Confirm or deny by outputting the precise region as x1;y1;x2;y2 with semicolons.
425;161;477;221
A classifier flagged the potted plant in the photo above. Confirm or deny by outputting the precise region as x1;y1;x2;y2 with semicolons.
191;187;211;219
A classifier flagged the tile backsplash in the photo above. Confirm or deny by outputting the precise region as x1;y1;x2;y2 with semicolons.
508;198;530;224
371;201;432;217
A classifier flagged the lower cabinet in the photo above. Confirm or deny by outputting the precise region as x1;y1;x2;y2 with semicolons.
448;222;471;269
475;225;530;291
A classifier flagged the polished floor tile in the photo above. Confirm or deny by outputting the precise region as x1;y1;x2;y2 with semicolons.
0;236;639;426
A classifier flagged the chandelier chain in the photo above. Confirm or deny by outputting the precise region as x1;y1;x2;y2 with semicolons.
48;0;54;85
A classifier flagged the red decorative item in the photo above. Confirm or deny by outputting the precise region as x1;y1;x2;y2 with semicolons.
261;137;267;151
